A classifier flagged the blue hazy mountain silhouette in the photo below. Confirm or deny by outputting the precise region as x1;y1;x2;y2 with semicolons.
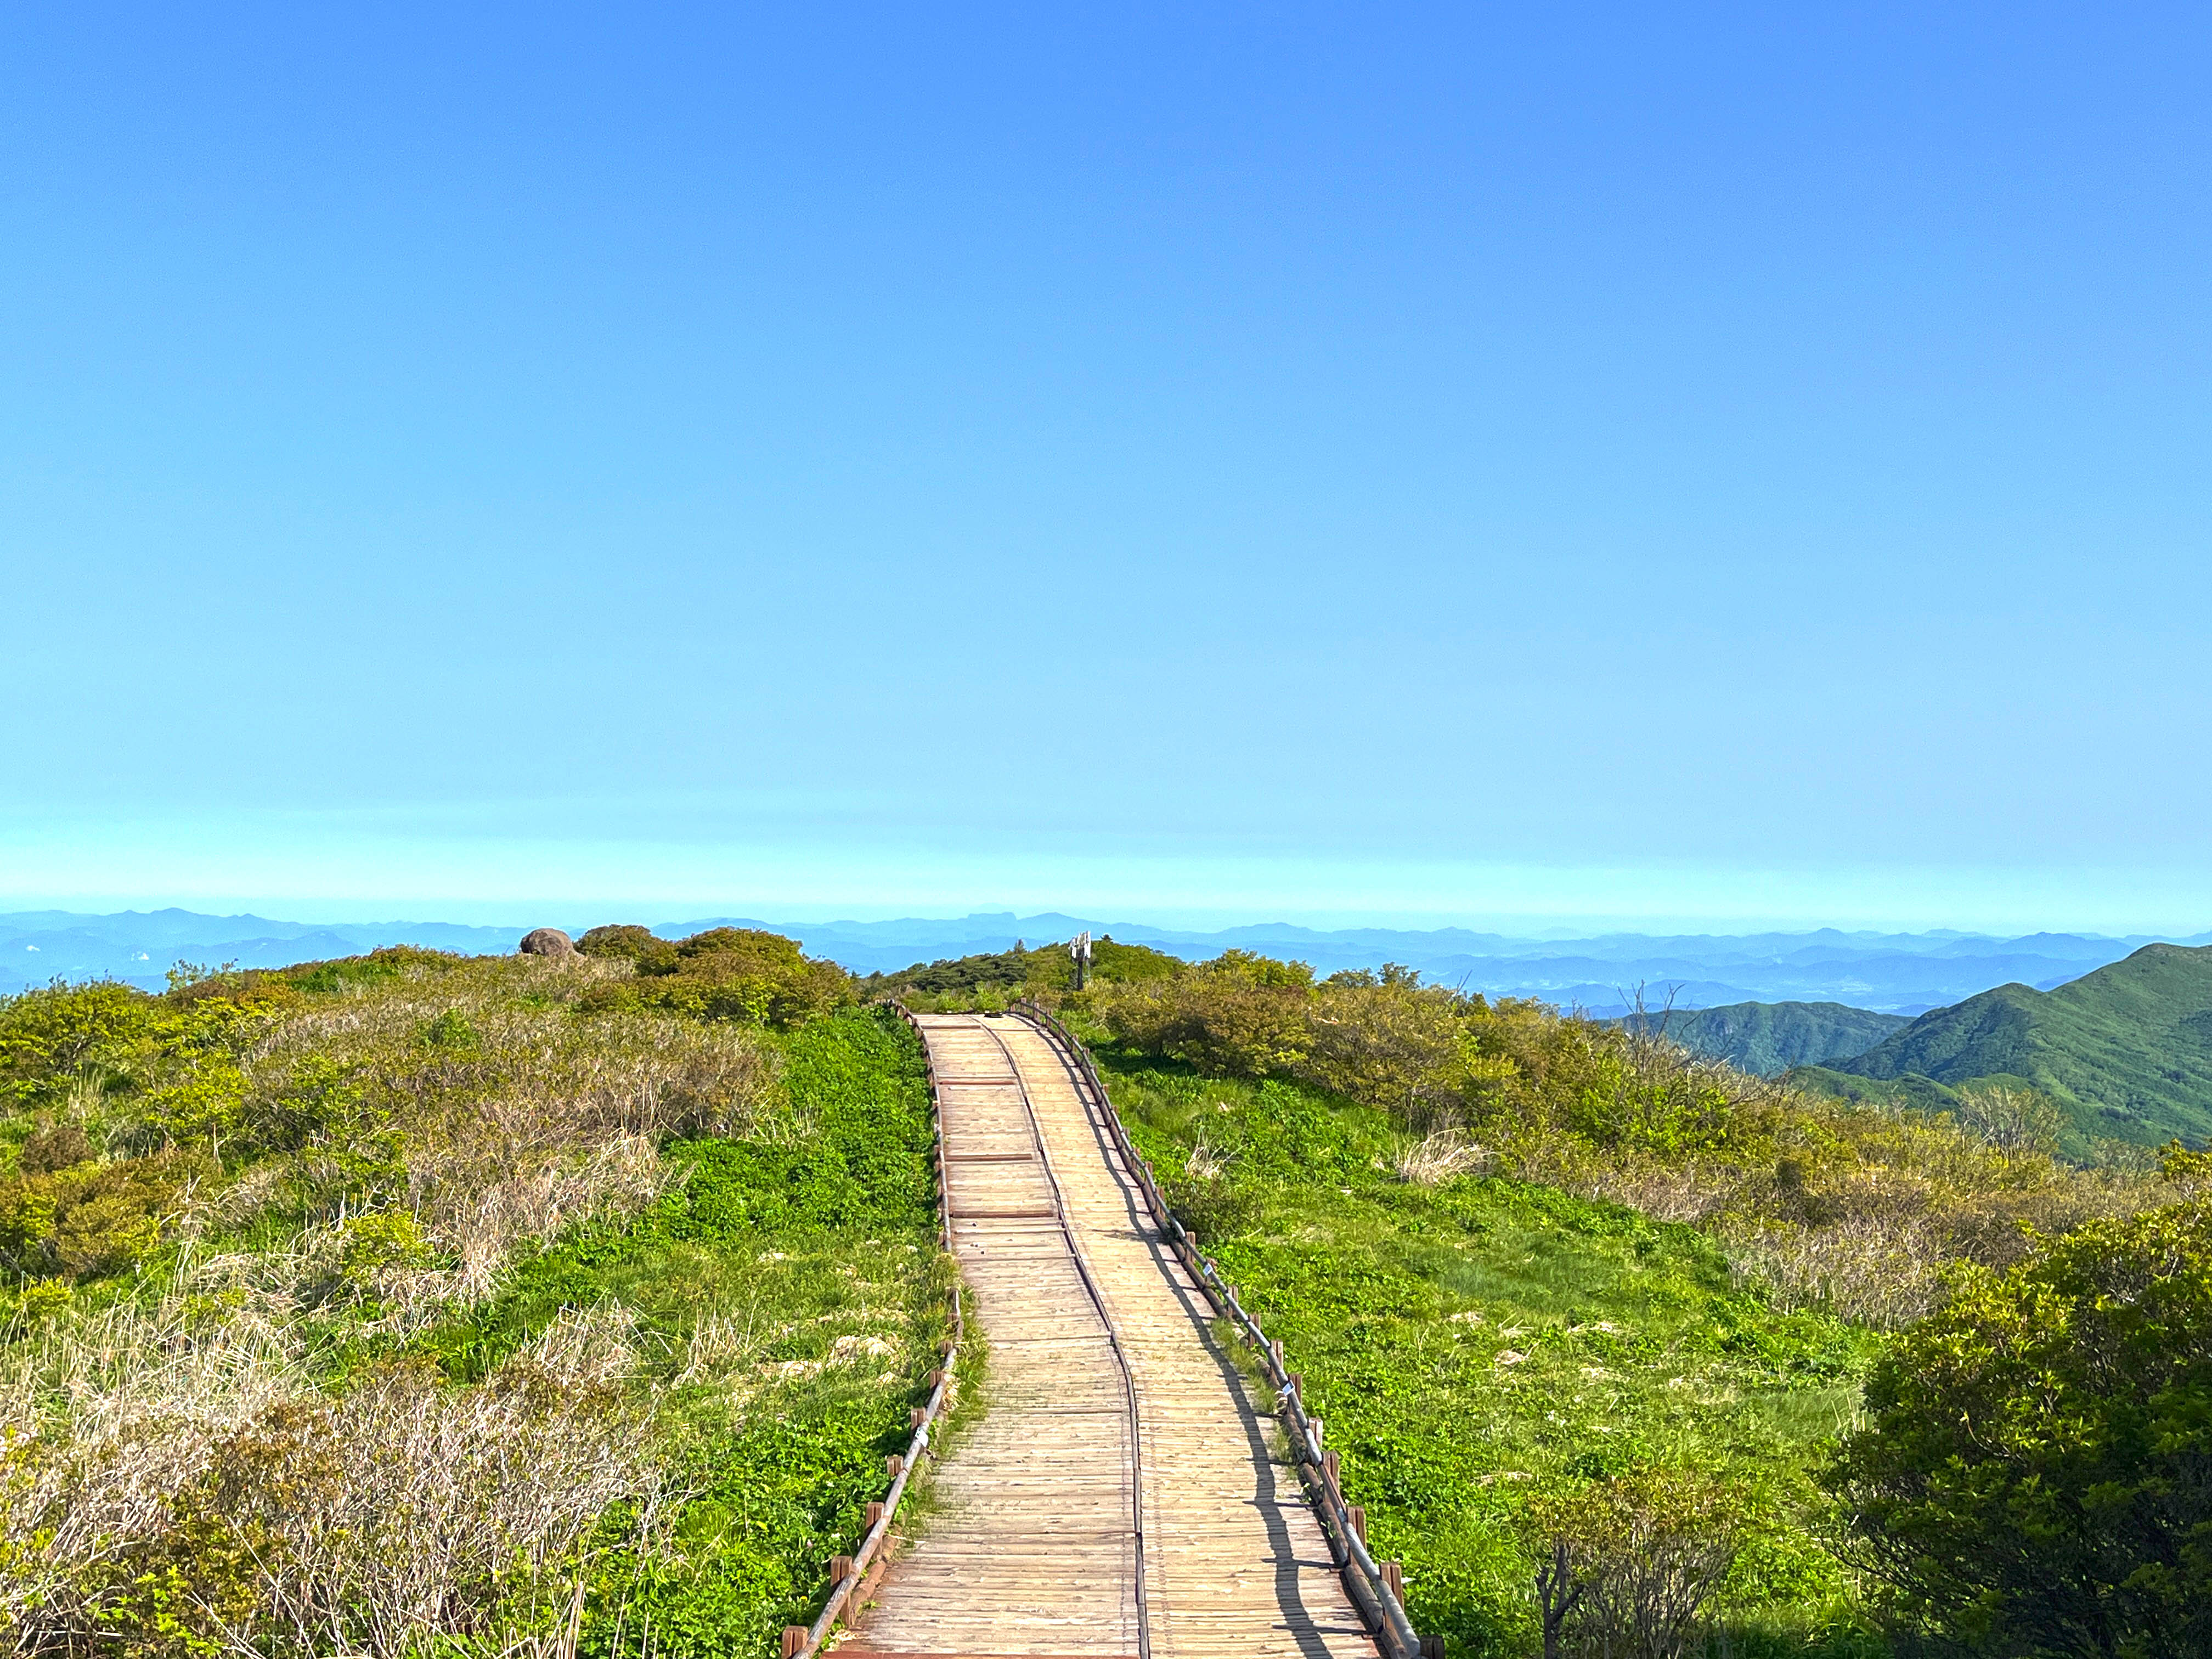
8;907;2206;1014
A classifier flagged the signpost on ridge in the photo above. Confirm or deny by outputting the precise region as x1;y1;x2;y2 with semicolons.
1071;930;1093;991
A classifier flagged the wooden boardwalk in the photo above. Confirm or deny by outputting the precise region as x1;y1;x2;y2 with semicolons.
838;1013;1376;1659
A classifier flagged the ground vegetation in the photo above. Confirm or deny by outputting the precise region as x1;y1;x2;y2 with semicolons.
0;936;952;1659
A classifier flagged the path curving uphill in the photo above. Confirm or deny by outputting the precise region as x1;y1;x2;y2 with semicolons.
838;1012;1378;1659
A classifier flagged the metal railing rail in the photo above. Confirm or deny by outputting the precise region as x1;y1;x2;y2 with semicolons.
1011;998;1434;1659
781;1001;964;1659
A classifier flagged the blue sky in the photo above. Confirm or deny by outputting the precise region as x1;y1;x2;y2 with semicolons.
4;3;2208;933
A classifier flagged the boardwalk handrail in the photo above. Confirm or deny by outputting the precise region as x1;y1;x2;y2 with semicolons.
782;1002;966;1659
1011;998;1434;1659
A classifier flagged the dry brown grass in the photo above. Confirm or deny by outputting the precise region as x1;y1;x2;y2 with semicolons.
0;1275;682;1658
1394;1128;1496;1186
252;957;781;1153
189;958;786;1325
1503;1092;2161;1327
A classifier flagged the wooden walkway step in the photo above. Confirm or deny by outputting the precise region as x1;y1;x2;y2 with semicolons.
839;1013;1376;1659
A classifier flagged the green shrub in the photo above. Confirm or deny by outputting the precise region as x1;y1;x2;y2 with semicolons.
140;1057;251;1154
1825;1194;2212;1655
0;1150;204;1280
420;1009;481;1051
19;1121;94;1174
1096;952;1315;1076
576;923;679;974
0;980;155;1108
340;1210;435;1278
1091;937;1184;982
577;927;852;1031
1524;1467;1749;1659
1157;1166;1262;1240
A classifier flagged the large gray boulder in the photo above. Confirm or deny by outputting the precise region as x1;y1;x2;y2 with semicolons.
518;927;576;958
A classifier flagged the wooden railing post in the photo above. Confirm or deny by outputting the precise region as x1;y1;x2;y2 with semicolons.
780;1629;808;1658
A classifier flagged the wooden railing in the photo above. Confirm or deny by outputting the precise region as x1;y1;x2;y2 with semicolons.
1011;998;1439;1659
780;1002;965;1659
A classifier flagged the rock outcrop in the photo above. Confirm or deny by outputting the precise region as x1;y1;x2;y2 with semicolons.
518;927;577;958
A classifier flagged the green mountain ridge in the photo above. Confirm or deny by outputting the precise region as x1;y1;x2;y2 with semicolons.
1648;1000;1911;1076
1812;942;2212;1146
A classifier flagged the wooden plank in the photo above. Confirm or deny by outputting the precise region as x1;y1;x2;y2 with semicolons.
846;1013;1379;1659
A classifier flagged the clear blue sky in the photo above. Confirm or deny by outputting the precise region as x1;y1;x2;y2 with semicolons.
4;4;2208;933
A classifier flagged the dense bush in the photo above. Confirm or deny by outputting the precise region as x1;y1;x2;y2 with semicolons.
577;926;852;1029
1091;958;1773;1152
577;923;679;972
0;979;156;1112
0;1149;208;1279
1824;1170;2212;1656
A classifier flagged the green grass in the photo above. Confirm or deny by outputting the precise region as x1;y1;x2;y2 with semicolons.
1093;1051;1887;1658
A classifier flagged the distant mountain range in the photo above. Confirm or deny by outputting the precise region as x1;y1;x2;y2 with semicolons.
755;916;2211;1014
6;907;2209;1011
0;909;523;992
1797;943;2212;1147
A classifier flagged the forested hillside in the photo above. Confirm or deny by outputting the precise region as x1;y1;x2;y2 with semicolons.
1816;942;2212;1146
1647;1001;1909;1076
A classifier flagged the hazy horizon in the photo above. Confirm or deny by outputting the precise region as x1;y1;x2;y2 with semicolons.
7;893;2212;941
13;901;2205;1015
13;897;2212;941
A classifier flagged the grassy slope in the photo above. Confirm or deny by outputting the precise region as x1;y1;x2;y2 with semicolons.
1826;943;2212;1144
0;960;949;1659
460;1008;952;1657
1657;1002;1910;1077
1093;1049;1883;1659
